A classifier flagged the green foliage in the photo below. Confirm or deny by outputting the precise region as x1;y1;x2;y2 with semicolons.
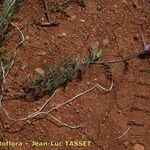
0;0;21;43
0;48;16;85
0;48;15;69
24;48;102;99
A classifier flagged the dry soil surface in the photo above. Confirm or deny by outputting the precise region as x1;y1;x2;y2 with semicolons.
0;0;150;150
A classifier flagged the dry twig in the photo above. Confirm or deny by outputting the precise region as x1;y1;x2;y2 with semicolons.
115;126;131;140
0;80;113;128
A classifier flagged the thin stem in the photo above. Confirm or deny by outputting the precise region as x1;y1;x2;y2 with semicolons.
11;22;25;47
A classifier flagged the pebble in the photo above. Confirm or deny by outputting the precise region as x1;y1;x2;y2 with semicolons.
95;41;100;47
4;124;10;129
87;82;90;85
70;15;76;21
38;51;47;56
97;4;102;11
21;64;27;70
48;48;53;53
123;141;129;147
133;144;145;150
26;36;30;40
57;32;67;38
131;139;137;145
27;120;31;124
74;109;80;114
102;38;109;46
69;102;73;106
80;19;85;23
122;0;128;4
44;40;49;45
35;68;45;75
62;32;67;37
40;130;44;133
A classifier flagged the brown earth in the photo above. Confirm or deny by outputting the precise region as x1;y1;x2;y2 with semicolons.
0;0;150;150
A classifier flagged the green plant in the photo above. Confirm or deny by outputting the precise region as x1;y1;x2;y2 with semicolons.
0;0;21;43
23;47;102;100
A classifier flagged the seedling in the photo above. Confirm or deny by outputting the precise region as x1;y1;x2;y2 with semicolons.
23;47;102;100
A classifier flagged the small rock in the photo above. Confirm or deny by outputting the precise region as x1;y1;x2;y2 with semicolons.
102;38;109;46
4;124;10;129
57;32;67;38
62;32;67;36
69;102;73;106
21;64;27;70
41;17;45;21
131;139;137;145
70;15;76;21
95;41;100;47
80;19;85;23
26;36;30;40
122;0;128;4
35;68;45;75
27;120;31;124
123;141;129;147
38;51;47;56
113;4;118;9
74;109;80;114
48;48;53;53
133;144;144;150
97;4;102;11
44;40;49;45
40;130;44;133
50;36;55;39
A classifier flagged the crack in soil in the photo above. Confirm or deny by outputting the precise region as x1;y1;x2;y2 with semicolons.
79;130;104;150
130;106;150;114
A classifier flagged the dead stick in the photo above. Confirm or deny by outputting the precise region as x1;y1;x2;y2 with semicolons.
44;0;51;22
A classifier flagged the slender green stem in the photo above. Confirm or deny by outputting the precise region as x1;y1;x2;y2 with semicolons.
0;0;17;21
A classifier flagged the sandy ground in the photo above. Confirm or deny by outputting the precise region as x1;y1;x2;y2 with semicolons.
0;0;150;149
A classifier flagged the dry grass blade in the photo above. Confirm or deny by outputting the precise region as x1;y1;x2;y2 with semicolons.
0;0;21;43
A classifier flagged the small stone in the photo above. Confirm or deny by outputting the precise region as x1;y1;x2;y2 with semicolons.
117;109;122;114
80;19;85;23
35;68;45;75
38;51;46;56
4;124;10;129
124;141;129;147
41;17;45;21
102;38;109;46
69;102;73;106
48;48;53;53
133;144;144;150
113;4;118;8
26;36;30;40
44;40;49;45
97;4;102;11
74;109;80;114
122;0;128;4
70;15;76;21
40;130;44;133
131;139;137;145
62;32;67;36
50;36;55;39
95;41;100;47
87;82;90;85
57;32;67;38
21;64;27;70
27;120;31;124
